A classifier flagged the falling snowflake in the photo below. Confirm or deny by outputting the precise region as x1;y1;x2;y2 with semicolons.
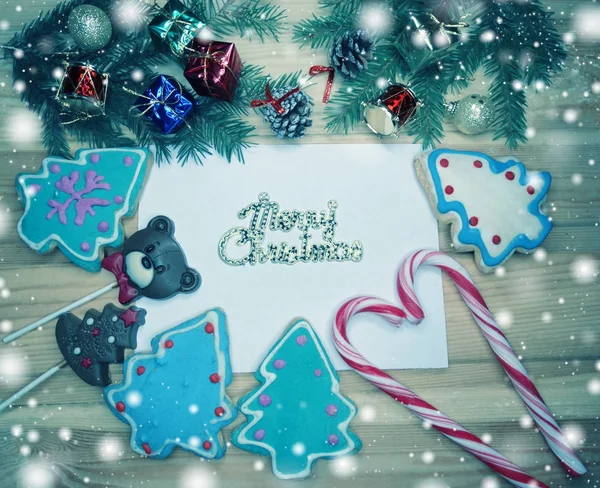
563;423;585;447
519;415;534;429
27;430;40;443
97;436;124;461
19;461;55;487
416;479;448;488
179;466;217;488
58;428;71;441
329;456;358;477
8;110;41;143
253;459;265;471
563;108;579;123
481;433;493;444
570;256;598;284
495;310;513;328
571;173;583;186
421;450;435;464
11;424;23;437
587;379;600;396
481;476;500;488
359;404;377;422
0;351;27;382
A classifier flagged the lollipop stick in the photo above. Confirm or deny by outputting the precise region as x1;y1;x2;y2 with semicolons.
2;282;118;344
0;360;67;413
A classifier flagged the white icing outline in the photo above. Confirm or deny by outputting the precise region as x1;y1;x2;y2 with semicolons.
104;309;235;459
16;148;148;267
235;319;359;480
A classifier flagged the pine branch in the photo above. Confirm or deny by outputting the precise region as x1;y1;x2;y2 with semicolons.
292;13;355;49
42;104;71;158
317;0;362;16
203;0;287;42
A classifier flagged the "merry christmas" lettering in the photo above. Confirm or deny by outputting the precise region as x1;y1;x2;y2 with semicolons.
218;193;363;266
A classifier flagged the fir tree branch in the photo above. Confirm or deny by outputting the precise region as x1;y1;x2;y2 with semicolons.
292;13;355;49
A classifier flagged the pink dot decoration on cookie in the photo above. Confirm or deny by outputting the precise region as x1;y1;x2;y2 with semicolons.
90;153;101;164
116;401;126;412
137;366;145;376
527;185;535;195
505;171;515;181
314;369;322;377
205;323;214;334
328;434;339;446
80;242;90;252
164;339;174;349
98;221;109;232
124;156;134;166
210;373;220;383
203;440;212;450
142;443;152;454
444;185;454;195
473;160;483;168
469;216;479;226
326;404;338;416
114;195;124;204
215;406;225;417
30;184;42;195
492;235;501;245
254;429;266;441
296;335;308;346
273;359;286;370
259;394;272;407
49;164;61;173
440;158;449;168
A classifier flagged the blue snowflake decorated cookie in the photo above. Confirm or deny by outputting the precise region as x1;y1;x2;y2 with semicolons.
415;149;553;273
104;309;236;459
16;148;150;272
233;319;362;479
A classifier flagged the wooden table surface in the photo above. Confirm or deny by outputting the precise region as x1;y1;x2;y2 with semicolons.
0;1;598;487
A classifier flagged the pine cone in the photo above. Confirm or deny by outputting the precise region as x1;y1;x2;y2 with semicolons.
329;30;373;80
263;86;313;139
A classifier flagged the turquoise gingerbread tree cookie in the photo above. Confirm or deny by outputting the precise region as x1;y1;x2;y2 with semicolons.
233;319;362;479
104;309;237;459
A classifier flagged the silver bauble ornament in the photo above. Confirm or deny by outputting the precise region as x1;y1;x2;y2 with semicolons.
68;5;113;51
446;94;496;135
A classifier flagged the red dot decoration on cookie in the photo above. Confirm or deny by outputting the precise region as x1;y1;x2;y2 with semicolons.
473;160;483;168
440;158;449;168
215;407;225;417
205;323;214;334
469;216;479;226
505;171;515;181
91;327;100;337
203;441;212;450
444;185;454;195
164;339;174;349
527;185;535;195
137;366;146;376
492;235;502;245
210;373;220;383
116;401;126;412
142;443;152;454
81;357;92;369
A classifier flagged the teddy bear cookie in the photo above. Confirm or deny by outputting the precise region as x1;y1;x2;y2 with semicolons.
16;148;150;272
414;149;553;273
101;216;201;304
104;309;237;459
233;319;362;479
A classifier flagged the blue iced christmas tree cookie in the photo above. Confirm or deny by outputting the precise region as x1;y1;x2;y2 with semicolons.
16;148;149;272
415;149;552;273
104;309;237;459
233;319;362;479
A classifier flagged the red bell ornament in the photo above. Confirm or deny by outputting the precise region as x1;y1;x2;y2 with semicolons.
56;63;109;116
362;83;419;137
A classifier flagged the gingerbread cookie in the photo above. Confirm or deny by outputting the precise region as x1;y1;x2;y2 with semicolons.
414;149;552;273
233;319;361;479
104;309;236;459
16;148;150;272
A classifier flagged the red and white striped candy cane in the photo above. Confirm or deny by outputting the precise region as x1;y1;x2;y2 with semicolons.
333;250;585;488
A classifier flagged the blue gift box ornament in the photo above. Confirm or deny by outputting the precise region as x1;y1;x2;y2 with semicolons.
134;75;195;135
148;0;204;56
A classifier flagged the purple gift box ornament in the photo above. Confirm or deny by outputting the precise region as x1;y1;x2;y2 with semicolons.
184;40;243;102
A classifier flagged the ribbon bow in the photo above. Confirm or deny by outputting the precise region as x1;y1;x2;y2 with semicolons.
251;84;300;115
308;65;335;103
101;252;140;304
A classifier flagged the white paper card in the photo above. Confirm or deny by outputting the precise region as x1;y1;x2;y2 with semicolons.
136;144;448;372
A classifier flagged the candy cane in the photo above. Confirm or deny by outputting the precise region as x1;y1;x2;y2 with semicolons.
333;250;586;488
